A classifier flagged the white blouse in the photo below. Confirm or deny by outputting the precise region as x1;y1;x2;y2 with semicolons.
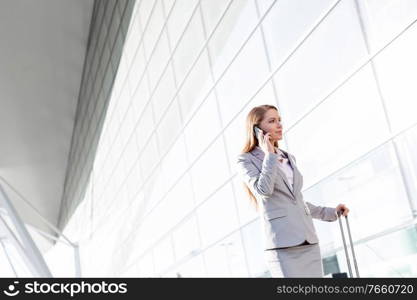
275;148;294;189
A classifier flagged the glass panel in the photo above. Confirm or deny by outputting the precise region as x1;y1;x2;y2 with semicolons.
175;254;206;277
125;158;143;201
44;238;77;277
286;64;390;188
166;0;199;49
183;92;222;164
151;181;193;235
261;0;336;70
274;0;369;125
159;133;188;193
223;80;277;165
247;80;278;110
127;44;147;94
208;0;259;79
357;0;417;52
147;30;171;93
0;240;32;277
394;124;417;213
223;110;246;166
131;77;150;125
163;174;195;228
172;4;206;85
162;0;175;16
200;0;232;36
153;237;175;275
152;64;177;121
142;0;164;57
304;142;413;250
139;134;159;180
172;215;201;261
333;226;417;277
373;22;417;133
139;197;165;250
138;0;156;29
231;176;258;227
138;252;155;277
240;219;270;277
133;103;155;145
155;100;182;156
204;231;249;277
177;49;213;122
190;137;230;204
216;29;270;126
196;183;239;248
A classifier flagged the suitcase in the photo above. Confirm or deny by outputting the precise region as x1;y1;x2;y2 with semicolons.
337;210;360;278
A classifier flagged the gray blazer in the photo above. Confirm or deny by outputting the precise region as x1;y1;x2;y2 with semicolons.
236;146;338;250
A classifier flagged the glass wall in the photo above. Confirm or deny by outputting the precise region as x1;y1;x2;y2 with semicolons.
60;0;417;277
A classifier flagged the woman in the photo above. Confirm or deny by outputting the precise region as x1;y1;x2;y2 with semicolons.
235;104;349;278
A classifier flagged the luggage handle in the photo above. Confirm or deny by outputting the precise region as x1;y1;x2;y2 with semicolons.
337;209;360;278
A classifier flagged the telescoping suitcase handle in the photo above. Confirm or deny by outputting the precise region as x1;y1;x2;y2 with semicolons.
337;210;360;278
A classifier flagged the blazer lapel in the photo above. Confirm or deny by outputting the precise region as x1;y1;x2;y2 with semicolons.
249;147;295;198
280;148;300;194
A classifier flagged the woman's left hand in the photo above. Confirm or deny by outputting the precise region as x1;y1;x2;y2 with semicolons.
335;203;349;217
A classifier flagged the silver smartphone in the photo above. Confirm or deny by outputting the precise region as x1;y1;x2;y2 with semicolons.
253;126;264;140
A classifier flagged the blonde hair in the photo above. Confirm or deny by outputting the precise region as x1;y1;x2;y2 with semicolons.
241;105;279;211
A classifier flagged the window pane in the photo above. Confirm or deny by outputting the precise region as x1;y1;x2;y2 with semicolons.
172;215;201;261
286;64;389;187
139;134;159;179
357;0;417;51
304;142;413;250
177;49;213;121
196;183;239;247
200;0;232;36
241;219;270;277
373;22;417;133
147;30;171;92
153;237;175;275
223;110;246;165
142;0;164;57
208;0;259;79
159;175;195;230
204;231;249;277
166;0;199;49
172;7;206;84
216;29;270;126
190;137;230;204
183;92;222;163
394;124;417;213
159;134;188;193
262;0;336;70
175;254;206;277
274;0;368;125
138;252;155;277
231;176;258;226
152;64;177;120
334;227;417;277
155;100;182;156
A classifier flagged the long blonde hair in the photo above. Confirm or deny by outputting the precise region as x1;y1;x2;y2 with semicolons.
241;105;279;211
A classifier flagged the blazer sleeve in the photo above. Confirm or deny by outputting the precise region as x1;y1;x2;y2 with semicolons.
235;152;280;197
306;202;338;222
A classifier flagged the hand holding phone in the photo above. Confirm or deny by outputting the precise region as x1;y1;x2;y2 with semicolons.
254;126;275;154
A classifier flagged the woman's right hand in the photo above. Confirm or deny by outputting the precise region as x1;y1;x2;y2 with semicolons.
258;131;275;154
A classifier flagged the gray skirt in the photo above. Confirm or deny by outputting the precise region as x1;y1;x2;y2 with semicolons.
264;243;324;278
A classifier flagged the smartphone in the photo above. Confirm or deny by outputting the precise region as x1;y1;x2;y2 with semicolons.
253;126;264;140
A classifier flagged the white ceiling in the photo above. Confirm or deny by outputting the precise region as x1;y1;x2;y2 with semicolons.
0;0;94;252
